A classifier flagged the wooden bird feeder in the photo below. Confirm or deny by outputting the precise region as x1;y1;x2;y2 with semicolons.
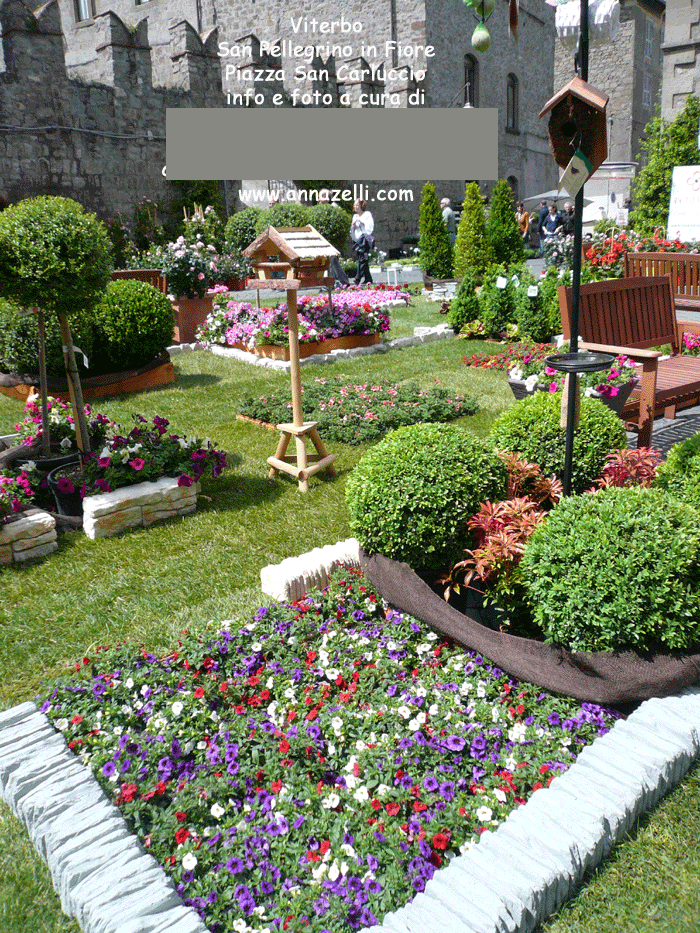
539;76;609;176
242;226;339;491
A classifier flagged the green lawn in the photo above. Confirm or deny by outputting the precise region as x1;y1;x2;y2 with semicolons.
0;298;698;933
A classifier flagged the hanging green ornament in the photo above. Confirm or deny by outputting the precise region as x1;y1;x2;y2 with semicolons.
476;0;495;16
471;22;491;52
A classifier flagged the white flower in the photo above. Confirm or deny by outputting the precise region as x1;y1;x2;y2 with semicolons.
375;783;391;798
125;677;134;689
171;701;184;716
182;853;198;870
494;788;507;803
353;785;369;802
408;719;421;731
508;723;527;742
327;862;340;882
323;792;341;809
55;718;68;731
509;366;524;381
476;805;493;822
525;374;539;392
397;706;411;719
60;437;73;450
331;716;343;734
211;802;225;819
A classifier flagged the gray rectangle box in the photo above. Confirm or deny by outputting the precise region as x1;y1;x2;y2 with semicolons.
166;108;498;180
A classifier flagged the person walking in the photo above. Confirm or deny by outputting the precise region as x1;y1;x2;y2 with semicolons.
541;203;564;243
440;197;457;245
350;198;375;285
561;202;575;237
516;201;529;243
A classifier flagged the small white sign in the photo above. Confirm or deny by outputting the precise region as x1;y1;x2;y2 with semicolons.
496;276;508;289
527;284;539;297
511;275;520;288
667;166;700;242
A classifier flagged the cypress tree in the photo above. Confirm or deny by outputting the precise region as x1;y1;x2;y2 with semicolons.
418;181;454;279
454;182;493;280
487;179;524;266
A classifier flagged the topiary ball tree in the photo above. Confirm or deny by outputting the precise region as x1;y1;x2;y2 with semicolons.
345;422;508;571
0;196;112;454
89;280;175;373
454;182;492;280
418;181;454;280
489;391;627;494
487;180;524;267
254;202;311;236
520;486;700;652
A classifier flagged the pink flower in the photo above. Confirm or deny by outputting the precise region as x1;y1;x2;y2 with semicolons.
177;474;194;487
56;477;76;494
98;456;111;468
129;458;146;471
95;479;111;492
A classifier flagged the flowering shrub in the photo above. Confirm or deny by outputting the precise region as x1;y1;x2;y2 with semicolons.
584;230;700;278
196;287;401;349
0;469;35;522
38;568;620;933
683;332;700;355
240;377;477;445
462;343;553;373
73;415;227;496
14;395;114;454
148;238;218;300
543;234;575;269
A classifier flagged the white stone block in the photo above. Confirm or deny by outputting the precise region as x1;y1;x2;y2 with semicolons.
13;530;57;552
84;507;143;540
0;511;55;544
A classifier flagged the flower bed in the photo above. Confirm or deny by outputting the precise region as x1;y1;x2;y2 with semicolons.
196;286;407;351
239;377;478;445
38;567;620;933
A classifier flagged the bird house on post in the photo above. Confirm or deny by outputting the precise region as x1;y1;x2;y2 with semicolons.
539;77;609;190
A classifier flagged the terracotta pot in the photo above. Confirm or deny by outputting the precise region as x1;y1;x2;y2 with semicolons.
172;293;215;343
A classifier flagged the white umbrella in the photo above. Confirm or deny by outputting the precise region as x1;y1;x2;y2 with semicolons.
523;189;592;206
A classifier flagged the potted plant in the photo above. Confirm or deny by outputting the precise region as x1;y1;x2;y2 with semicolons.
0;196;112;458
156;237;221;342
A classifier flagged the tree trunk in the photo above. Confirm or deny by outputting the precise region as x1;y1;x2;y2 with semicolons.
58;312;91;455
36;308;50;459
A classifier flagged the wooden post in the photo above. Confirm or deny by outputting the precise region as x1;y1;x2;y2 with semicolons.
58;312;90;455
36;308;50;459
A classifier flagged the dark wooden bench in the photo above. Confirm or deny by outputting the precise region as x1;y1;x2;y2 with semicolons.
111;268;169;294
559;275;700;447
623;251;700;315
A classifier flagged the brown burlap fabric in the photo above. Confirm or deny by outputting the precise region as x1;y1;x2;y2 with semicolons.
360;550;700;705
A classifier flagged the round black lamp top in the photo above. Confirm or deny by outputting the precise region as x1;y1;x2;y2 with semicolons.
544;351;615;374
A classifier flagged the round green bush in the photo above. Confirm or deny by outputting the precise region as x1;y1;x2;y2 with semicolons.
89;280;174;373
489;391;627;494
307;203;352;255
520;486;700;652
225;207;263;253
254;203;312;237
654;433;700;510
345;423;507;571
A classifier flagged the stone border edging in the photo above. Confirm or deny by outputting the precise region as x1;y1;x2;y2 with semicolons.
260;538;362;601
0;702;207;933
167;324;455;371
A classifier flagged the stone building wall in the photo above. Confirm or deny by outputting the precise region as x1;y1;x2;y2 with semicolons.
662;0;700;119
3;0;558;249
553;0;664;166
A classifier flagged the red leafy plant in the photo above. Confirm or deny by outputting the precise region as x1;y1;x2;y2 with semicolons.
439;454;561;632
593;447;662;490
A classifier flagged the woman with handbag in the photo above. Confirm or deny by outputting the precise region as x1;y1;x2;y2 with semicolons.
350;198;375;285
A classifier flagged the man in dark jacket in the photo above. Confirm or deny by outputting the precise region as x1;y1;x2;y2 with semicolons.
561;202;575;237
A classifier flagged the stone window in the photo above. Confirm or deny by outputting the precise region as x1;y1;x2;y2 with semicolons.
507;175;519;203
645;18;653;61
464;55;478;107
75;0;94;20
506;74;518;131
642;73;651;109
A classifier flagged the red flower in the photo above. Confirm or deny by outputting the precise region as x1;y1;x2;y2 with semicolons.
278;740;290;754
175;811;187;822
174;827;190;844
371;799;382;810
194;686;205;699
385;802;401;816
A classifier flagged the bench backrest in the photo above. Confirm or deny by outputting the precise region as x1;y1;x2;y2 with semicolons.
111;268;169;295
559;275;679;353
624;251;700;299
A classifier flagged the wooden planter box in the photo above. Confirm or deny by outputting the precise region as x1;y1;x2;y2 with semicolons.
171;293;216;344
0;356;174;404
230;333;380;361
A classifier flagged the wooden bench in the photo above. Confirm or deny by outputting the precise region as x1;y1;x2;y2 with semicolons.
623;251;700;315
559;275;700;447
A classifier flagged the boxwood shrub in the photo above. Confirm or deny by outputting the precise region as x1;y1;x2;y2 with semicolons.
654;434;700;510
519;486;700;652
446;268;479;332
89;279;174;373
489;391;627;494
345;423;507;571
477;264;519;338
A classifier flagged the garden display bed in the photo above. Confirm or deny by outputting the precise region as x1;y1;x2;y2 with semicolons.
0;355;174;403
359;549;700;706
228;333;380;361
